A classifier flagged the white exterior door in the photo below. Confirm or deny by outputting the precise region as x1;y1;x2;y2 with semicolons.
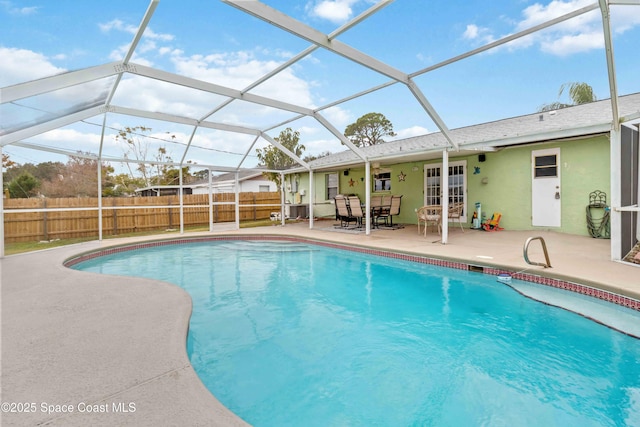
532;148;561;227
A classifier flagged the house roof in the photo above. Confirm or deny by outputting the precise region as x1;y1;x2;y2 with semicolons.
188;170;269;187
305;92;640;171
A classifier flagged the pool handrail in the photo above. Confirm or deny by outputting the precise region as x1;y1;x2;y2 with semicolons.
524;236;552;268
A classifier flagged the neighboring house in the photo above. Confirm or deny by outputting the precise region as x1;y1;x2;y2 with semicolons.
135;186;193;197
191;171;276;194
293;93;640;258
134;171;276;197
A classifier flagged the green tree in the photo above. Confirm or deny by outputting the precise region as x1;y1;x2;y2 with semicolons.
538;82;597;112
8;172;40;198
344;112;396;147
256;128;305;191
303;151;332;162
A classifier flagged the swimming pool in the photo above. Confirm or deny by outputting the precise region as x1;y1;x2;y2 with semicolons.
71;238;640;426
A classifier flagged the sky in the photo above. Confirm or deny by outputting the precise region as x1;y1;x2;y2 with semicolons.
2;0;640;172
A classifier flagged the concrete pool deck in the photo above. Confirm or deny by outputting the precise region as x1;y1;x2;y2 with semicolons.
1;222;639;426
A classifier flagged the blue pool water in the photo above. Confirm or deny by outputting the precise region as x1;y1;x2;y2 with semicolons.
73;240;640;426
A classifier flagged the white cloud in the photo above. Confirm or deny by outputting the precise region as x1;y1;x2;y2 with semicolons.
610;3;640;34
303;137;345;156
309;0;358;24
99;18;174;41
463;0;640;56
515;0;595;32
540;30;603;56
462;24;495;45
0;1;39;15
99;19;137;35
0;47;66;86
463;24;479;40
170;49;315;107
393;126;429;140
143;28;174;42
320;106;352;129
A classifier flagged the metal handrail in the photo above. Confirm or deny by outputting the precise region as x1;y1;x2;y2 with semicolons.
523;236;552;268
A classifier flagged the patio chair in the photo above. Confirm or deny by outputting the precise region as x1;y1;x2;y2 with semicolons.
417;205;442;236
377;195;402;228
371;195;387;228
482;213;503;231
447;202;465;232
347;195;364;227
335;195;357;228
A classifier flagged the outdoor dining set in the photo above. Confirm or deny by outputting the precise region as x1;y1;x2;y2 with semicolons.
334;194;403;229
334;195;470;236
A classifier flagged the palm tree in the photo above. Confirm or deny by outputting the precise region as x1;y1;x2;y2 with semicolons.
538;82;597;112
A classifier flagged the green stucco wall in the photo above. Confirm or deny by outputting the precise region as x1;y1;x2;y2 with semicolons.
296;136;610;236
464;136;610;235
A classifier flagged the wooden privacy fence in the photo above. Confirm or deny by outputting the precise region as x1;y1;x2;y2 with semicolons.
3;192;281;243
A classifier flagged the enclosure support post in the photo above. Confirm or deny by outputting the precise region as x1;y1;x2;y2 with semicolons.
637;124;640;242
610;128;622;260
235;171;240;230
309;169;314;229
441;149;449;244
42;198;48;241
365;161;371;235
0;145;4;258
280;172;285;226
97;112;107;242
179;168;184;234
208;168;213;232
97;159;103;241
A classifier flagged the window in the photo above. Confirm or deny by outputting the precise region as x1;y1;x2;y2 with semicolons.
373;170;391;192
258;185;270;192
326;173;338;200
534;155;558;178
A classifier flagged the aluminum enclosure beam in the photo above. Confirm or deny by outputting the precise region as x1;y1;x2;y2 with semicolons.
598;0;620;130
129;64;315;117
0;105;105;146
223;0;460;150
109;106;262;136
123;0;159;65
223;0;407;83
1;63;121;104
313;113;367;161
260;133;310;171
